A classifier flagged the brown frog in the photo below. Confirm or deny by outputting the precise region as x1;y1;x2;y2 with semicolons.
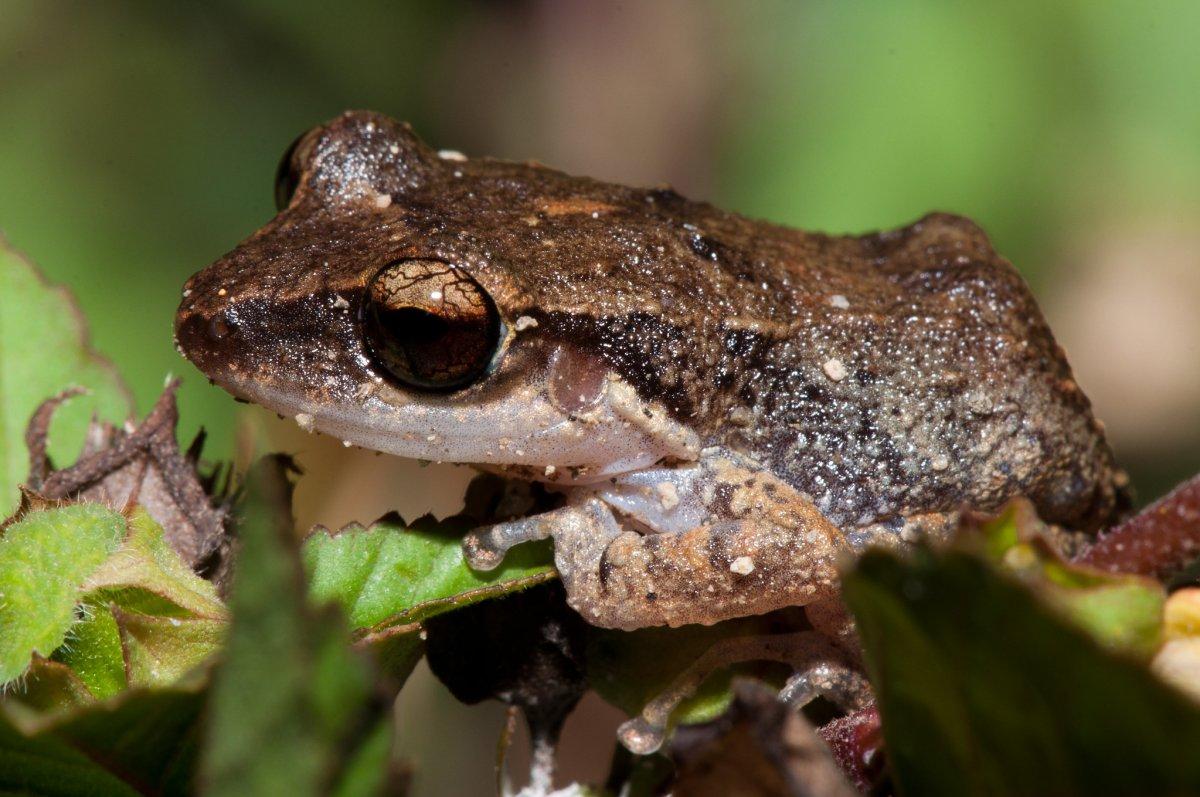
175;111;1124;743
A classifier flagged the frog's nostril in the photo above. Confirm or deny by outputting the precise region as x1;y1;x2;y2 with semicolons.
175;309;237;362
208;314;235;340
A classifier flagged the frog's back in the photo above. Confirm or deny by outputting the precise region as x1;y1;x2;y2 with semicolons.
480;161;1124;534
686;211;1125;534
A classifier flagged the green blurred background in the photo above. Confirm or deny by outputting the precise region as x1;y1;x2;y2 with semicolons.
4;1;1200;791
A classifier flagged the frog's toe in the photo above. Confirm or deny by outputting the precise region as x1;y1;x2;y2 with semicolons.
779;661;873;712
461;531;507;571
462;514;555;571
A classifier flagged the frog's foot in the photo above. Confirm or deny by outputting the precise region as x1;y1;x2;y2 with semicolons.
616;631;867;755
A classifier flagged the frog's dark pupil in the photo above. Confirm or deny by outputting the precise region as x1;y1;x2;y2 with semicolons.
389;307;449;346
362;259;502;392
369;306;494;388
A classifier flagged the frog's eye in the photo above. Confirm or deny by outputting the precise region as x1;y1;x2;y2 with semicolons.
362;259;503;391
273;128;319;211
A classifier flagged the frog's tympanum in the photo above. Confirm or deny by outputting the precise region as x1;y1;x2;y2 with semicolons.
176;111;1123;714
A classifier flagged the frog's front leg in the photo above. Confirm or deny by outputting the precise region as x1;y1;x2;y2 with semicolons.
462;496;625;573
465;450;852;631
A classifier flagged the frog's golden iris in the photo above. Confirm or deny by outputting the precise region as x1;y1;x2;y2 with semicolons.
362;258;502;391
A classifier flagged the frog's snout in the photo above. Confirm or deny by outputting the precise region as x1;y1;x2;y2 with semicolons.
173;292;242;384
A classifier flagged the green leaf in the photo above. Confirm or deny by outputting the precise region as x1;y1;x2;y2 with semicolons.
203;456;394;797
1050;579;1165;657
973;503;1166;657
5;658;97;715
843;545;1200;796
0;709;142;797
112;608;225;688
53;604;126;700
0;503;125;684
303;513;555;631
0;678;204;796
39;686;204;792
41;687;204;794
0;240;133;516
328;717;401;797
85;507;227;620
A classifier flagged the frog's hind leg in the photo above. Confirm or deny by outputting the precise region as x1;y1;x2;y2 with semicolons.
617;631;872;755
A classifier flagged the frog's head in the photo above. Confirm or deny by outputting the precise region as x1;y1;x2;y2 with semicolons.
175;111;701;481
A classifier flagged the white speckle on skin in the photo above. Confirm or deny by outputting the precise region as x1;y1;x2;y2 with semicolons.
931;454;950;471
429;290;443;301
217;287;227;297
729;406;755;427
829;294;850;309
823;358;848;381
388;144;400;155
438;149;467;162
181;288;191;298
294;413;315;433
374;193;392;209
966;390;993;415
332;294;350;310
342;440;353;448
514;315;539;331
655;482;680;511
730;556;755;575
544;465;556;477
426;434;438;442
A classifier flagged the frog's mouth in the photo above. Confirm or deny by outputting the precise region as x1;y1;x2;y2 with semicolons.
206;363;696;485
176;296;699;485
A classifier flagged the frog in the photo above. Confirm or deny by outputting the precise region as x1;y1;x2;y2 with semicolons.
174;110;1125;745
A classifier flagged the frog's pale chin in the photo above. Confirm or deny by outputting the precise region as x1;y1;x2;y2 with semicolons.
219;370;699;483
